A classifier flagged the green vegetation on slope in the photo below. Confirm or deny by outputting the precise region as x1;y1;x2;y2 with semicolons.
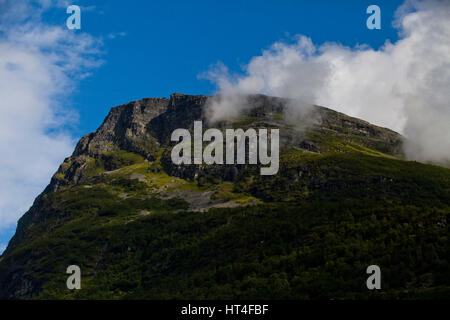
0;147;448;299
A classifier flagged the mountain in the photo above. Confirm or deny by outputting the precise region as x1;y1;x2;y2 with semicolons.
0;93;448;299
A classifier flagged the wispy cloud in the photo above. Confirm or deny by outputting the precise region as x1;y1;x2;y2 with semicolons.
0;0;102;234
204;0;450;165
108;31;127;39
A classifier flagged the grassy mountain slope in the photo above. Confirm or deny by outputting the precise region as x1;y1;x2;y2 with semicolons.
0;94;448;299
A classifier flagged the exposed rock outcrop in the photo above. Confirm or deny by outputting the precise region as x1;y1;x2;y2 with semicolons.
43;93;403;193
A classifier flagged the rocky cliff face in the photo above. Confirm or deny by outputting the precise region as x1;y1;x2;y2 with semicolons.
44;93;403;193
44;97;170;193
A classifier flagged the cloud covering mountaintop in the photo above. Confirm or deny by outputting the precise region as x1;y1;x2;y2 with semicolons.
204;0;450;164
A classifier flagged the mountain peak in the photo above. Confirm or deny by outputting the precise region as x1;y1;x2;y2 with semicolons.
41;93;404;194
2;93;449;300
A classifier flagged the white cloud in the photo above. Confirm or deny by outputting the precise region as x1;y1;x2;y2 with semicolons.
204;0;450;164
0;1;102;231
108;32;127;39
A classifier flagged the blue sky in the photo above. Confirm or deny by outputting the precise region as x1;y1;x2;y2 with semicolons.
70;0;403;136
1;0;437;252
